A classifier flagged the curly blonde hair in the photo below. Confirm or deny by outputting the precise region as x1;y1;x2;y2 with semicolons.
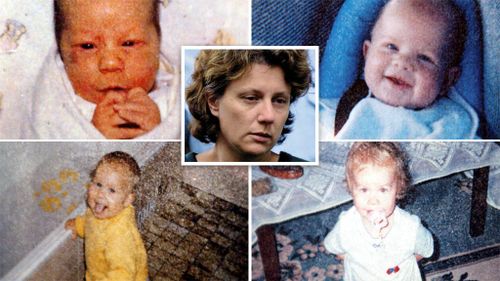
186;49;312;144
345;142;410;199
91;151;141;191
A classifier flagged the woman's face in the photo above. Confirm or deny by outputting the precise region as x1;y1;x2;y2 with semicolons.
209;63;291;160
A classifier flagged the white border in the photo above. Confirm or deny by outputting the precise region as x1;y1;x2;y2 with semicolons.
181;46;320;166
247;165;253;281
248;0;253;45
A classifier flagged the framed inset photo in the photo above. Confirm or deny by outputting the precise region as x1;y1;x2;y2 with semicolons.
182;46;319;165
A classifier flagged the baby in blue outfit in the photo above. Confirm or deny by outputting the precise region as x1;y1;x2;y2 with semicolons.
334;0;478;139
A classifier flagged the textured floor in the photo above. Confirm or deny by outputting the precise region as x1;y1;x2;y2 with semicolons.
426;255;500;281
135;144;249;281
141;180;248;281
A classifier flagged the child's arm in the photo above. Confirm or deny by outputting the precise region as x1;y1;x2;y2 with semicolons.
64;215;85;239
324;221;347;258
64;219;78;240
414;221;434;259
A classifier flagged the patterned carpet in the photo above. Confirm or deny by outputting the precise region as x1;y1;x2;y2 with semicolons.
426;252;500;281
252;173;500;280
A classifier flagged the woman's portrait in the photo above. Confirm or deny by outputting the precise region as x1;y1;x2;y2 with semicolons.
183;48;318;163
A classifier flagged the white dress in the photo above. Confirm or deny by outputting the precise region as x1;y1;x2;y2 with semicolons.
324;206;433;281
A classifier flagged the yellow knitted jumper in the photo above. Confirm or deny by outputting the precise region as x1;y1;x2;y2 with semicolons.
75;206;148;281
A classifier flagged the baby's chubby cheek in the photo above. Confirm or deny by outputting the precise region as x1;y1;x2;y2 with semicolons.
131;69;158;92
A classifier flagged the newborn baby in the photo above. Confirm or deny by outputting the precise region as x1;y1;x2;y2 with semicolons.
24;0;180;139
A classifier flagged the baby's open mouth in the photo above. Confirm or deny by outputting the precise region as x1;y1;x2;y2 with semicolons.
94;202;107;214
385;76;411;87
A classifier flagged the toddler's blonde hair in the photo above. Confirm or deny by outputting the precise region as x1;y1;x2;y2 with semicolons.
346;142;409;199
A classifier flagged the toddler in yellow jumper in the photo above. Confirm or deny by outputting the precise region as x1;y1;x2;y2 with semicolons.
65;151;148;281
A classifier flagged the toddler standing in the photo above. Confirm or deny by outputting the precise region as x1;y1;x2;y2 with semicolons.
65;151;147;280
324;142;433;280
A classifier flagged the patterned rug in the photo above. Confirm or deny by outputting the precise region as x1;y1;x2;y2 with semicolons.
252;173;500;280
426;249;500;281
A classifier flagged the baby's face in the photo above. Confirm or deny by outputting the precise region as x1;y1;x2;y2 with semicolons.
87;162;134;219
59;0;160;104
363;2;449;108
350;164;397;223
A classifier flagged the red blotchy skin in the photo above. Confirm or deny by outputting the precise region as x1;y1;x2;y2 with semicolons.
259;166;304;179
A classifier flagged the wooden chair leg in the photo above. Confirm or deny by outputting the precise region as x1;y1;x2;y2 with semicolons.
470;166;489;237
256;225;281;281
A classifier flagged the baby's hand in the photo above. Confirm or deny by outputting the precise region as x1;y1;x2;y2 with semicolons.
92;91;144;139
113;87;161;135
65;219;78;240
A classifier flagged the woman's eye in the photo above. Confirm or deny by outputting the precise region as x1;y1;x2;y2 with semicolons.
109;188;115;193
360;188;368;193
386;43;398;51
243;96;258;102
122;41;135;47
95;182;102;188
380;188;388;193
273;97;289;105
80;43;95;50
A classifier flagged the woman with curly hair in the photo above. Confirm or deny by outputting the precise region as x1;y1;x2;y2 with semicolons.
185;49;312;162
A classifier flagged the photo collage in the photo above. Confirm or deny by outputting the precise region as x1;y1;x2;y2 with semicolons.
0;0;499;281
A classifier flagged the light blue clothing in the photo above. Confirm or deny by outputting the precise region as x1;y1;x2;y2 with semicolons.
324;206;433;281
320;0;483;114
335;88;478;139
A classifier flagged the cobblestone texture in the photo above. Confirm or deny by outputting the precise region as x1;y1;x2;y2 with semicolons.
129;143;248;281
140;180;248;281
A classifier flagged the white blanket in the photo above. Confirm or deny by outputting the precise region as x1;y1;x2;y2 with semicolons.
335;88;479;139
23;45;180;140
